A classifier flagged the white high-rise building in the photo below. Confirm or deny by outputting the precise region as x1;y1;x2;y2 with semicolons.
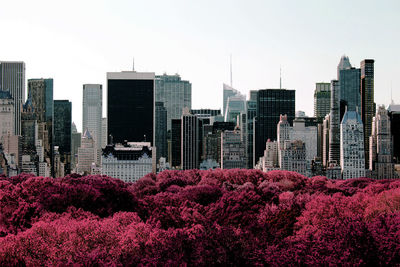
0;91;14;138
277;115;291;168
290;118;318;165
77;129;96;175
340;110;365;179
280;140;307;176
82;84;102;165
369;105;396;179
0;61;25;135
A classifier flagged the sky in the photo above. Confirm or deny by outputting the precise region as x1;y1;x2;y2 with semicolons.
1;0;400;132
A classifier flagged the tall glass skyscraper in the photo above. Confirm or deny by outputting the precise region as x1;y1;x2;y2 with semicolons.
155;74;191;131
337;56;361;120
361;59;375;168
107;71;155;145
0;61;25;135
254;89;295;163
54;100;72;175
83;84;102;164
314;82;331;120
329;80;340;165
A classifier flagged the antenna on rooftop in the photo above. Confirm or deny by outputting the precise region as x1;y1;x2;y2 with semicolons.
133;58;135;71
391;81;394;104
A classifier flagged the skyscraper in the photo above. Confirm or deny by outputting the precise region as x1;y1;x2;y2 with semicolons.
340;110;365;179
171;118;181;168
369;106;395;179
224;94;246;124
181;109;199;170
101;118;107;148
246;97;257;168
107;71;155;145
314;82;331;120
361;59;375;168
77;129;96;175
254;89;295;163
28;78;54;175
54;100;72;175
223;83;240;117
82;84;102;165
221;127;247;169
337;56;361;119
0;91;14;138
0;61;25;135
155;74;191;131
155;101;167;162
71;122;81;172
329;80;340;165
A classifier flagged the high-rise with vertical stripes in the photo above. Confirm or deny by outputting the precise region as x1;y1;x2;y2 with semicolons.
0;61;25;135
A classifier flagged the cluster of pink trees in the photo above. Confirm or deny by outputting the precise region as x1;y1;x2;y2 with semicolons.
0;170;399;265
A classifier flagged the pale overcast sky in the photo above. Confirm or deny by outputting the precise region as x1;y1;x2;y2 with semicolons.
1;0;399;132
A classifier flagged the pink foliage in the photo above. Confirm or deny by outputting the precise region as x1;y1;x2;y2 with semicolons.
0;169;400;265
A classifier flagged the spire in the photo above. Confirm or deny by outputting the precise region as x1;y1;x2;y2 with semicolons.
230;54;233;87
132;57;135;71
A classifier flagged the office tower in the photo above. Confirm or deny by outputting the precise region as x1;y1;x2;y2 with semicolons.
254;89;295;163
224;94;246;124
221;127;247;169
277;114;291;167
28;78;54;174
322;114;330;167
0;91;14;138
329;80;340;165
181;110;200;170
369;106;395;179
107;71;155;145
388;104;400;163
101;118;107;148
155;101;167;161
71;123;81;172
280;140;307;176
54;100;72;175
1;135;21;171
102;142;154;182
171;119;181;168
340;110;365;179
337;56;361;119
223;83;241;117
314;82;331;120
77;129;96;175
82;84;102;164
155;74;191;131
21;99;37;158
0;61;25;135
361;59;375;168
260;139;279;172
246;98;257;168
291;118;318;168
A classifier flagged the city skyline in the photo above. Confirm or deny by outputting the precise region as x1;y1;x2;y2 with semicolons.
1;0;400;131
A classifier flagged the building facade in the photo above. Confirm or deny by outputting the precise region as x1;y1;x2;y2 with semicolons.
101;142;154;182
181;110;199;170
0;61;25;135
255;89;295;163
155;101;167;161
280;140;307;176
340;110;365;179
361;59;375;168
221;128;247;169
155;74;191;131
107;71;155;145
314;82;331;120
54;100;72;175
369;106;395;179
0;91;14;138
77;129;96;175
83;84;102;164
329;80;340;165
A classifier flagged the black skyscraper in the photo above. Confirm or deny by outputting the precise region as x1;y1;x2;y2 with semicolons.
171;118;181;168
107;72;155;145
254;89;295;163
54;100;72;174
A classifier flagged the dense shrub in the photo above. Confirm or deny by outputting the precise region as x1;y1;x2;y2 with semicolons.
1;170;400;265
